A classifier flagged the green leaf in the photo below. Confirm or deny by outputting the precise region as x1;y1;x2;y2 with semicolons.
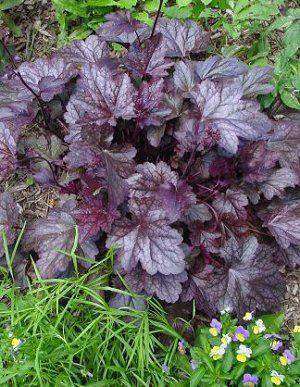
252;339;270;357
222;22;240;39
0;0;23;11
176;0;193;6
201;0;213;5
280;89;300;110
222;347;233;372
284;21;300;57
118;0;138;9
164;5;192;19
260;313;285;333
289;360;300;375
86;0;116;6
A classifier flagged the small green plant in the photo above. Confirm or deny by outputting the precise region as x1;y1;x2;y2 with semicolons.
173;312;300;386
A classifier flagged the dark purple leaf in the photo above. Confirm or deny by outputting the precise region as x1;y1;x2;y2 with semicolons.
125;265;188;303
65;64;136;127
260;199;300;249
237;66;274;97
267;120;300;171
123;34;173;78
173;60;195;95
18;56;77;102
146;125;165;147
135;79;171;128
62;35;110;65
96;11;150;44
127;161;195;222
109;293;147;311
275;245;300;269
106;206;185;275
184;237;285;316
195;55;248;80
22;201;98;278
0;192;21;257
157;18;210;58
190;80;272;153
185;203;212;222
212;189;248;220
260;167;299;200
0;122;18;181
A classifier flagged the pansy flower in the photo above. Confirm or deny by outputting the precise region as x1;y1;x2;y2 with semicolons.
253;319;266;334
209;319;222;336
242;373;259;386
236;344;252;362
233;326;249;342
220;307;231;315
270;370;284;385
210;345;226;360
270;340;282;351
221;333;232;347
11;338;22;350
293;325;300;333
279;349;295;366
178;340;186;355
190;359;198;370
162;363;169;373
243;312;253;321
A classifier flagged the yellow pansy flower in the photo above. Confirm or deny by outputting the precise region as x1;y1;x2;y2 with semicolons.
270;371;284;385
237;353;247;362
293;325;300;333
11;338;21;348
209;327;219;337
243;312;253;321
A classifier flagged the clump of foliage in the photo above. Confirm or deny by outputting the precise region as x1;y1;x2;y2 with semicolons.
0;257;183;385
0;11;299;317
173;311;300;386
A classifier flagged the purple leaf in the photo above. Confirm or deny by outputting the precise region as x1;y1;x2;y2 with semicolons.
22;201;98;278
157;18;210;58
260;199;300;249
195;55;248;80
0;122;18;181
275;245;300;269
267;120;300;171
109;293;147;311
173;60;195;95
212;189;249;220
175;117;219;155
96;11;150;44
185;237;285;316
185;203;212;222
260;167;299;200
65;64;136;127
135;79;172;128
146;125;166;147
123;34;173;78
127;161;195;222
62;35;110;65
125;265;188;303
106;206;185;275
190;80;272;153
18;56;77;102
237;66;274;97
0;192;21;257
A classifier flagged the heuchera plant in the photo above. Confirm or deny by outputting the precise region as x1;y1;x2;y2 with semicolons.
0;11;299;316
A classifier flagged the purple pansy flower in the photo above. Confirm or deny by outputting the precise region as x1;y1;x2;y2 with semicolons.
242;373;259;385
233;326;249;342
162;363;169;373
210;319;222;332
271;340;283;351
283;349;295;364
264;333;281;339
190;359;198;370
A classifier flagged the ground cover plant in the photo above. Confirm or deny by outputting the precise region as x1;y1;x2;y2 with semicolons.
1;7;299;319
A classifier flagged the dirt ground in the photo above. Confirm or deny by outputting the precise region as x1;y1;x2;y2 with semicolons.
1;0;299;329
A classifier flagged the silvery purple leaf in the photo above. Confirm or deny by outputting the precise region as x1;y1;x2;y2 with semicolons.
22;201;98;278
0;122;18;181
190;80;272;153
18;56;77;102
127;161;195;222
123;34;173;78
106;207;185;275
212;189;249;220
267;120;300;171
125;266;188;303
135;79;172;128
146;125;165;147
96;11;150;44
261;200;300;249
185;237;285;316
275;245;300;269
0;192;21;257
238;66;274;97
157;18;209;58
195;55;248;81
109;293;147;311
260;167;299;200
65;64;136;128
62;35;110;65
185;203;212;222
173;60;195;95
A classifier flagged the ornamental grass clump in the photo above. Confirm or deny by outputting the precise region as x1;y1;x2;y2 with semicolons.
0;10;299;315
